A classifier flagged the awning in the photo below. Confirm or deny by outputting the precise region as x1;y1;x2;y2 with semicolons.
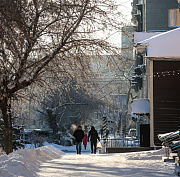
132;98;150;115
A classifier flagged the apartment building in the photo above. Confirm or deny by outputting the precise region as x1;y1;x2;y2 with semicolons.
132;0;179;32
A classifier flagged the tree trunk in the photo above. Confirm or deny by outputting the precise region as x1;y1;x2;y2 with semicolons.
1;98;13;154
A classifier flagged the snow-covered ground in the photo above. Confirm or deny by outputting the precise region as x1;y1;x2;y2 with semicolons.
0;145;64;177
0;142;177;177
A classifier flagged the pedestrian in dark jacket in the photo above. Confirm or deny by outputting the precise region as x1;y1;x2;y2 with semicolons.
73;125;85;154
106;128;109;138
100;127;103;138
88;126;100;154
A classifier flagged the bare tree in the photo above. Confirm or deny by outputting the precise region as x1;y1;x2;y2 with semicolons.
0;0;127;154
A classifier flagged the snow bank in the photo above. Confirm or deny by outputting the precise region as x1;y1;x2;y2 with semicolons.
126;147;166;160
0;145;64;177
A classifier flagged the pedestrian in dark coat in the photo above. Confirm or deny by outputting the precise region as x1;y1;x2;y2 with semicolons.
100;127;103;138
73;125;85;154
106;128;109;138
88;126;100;154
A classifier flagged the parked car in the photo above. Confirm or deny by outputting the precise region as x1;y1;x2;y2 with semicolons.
24;129;50;144
128;128;136;137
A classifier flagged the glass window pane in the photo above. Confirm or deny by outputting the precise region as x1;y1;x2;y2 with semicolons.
170;9;175;26
176;9;180;26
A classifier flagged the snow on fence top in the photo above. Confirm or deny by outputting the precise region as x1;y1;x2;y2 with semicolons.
158;130;179;142
158;130;180;153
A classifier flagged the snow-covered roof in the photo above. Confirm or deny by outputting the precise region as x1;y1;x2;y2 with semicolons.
132;98;150;115
135;27;180;58
134;31;163;44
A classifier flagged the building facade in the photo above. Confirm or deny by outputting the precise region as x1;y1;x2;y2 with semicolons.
132;0;179;32
131;0;180;147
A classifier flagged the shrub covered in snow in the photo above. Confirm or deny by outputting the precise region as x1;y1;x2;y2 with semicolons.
56;130;75;146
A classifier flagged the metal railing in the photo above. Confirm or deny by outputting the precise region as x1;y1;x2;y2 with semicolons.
100;137;140;148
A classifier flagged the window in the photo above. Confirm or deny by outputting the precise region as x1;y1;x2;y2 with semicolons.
169;9;180;27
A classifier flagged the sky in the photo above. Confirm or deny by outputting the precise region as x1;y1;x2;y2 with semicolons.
118;0;132;22
106;0;133;47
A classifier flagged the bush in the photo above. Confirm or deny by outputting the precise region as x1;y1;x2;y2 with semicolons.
29;130;47;148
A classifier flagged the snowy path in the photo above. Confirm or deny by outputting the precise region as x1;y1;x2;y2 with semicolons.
37;151;176;177
0;144;177;177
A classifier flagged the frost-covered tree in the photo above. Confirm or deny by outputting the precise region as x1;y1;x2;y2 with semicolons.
36;80;105;134
0;0;128;154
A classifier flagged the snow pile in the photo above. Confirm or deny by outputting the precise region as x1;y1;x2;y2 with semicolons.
0;147;5;156
126;147;166;160
0;145;64;177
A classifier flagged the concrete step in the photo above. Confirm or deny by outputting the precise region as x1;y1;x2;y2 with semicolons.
162;156;175;162
106;147;161;153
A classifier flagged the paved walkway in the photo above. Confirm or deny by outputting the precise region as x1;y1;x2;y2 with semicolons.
36;149;176;177
59;142;92;154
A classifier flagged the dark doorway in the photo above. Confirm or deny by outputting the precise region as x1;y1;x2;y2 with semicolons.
140;124;150;147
